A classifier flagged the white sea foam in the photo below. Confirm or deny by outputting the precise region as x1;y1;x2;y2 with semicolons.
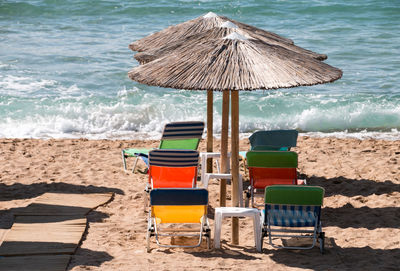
0;83;399;140
0;75;57;96
303;129;400;141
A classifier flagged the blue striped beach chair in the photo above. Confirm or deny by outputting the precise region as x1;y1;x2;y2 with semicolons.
262;185;325;253
146;188;210;252
143;149;199;211
122;121;204;173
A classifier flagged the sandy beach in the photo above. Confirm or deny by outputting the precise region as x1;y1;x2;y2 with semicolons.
0;136;399;270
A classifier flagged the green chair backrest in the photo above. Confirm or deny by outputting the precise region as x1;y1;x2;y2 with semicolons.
158;121;204;150
265;185;324;206
159;138;200;150
246;151;298;168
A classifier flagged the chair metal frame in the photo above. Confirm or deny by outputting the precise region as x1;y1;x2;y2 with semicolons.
261;185;325;253
146;188;211;252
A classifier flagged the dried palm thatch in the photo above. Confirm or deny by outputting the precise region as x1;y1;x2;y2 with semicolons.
134;22;326;65
129;12;327;60
128;32;342;91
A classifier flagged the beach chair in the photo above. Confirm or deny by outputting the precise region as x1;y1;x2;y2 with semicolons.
146;188;210;252
239;130;298;175
262;185;325;253
121;121;204;172
245;151;304;207
144;149;199;211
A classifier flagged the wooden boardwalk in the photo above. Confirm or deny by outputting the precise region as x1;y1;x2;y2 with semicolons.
0;193;113;271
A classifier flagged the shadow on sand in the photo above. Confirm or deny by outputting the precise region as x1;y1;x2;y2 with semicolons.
303;175;400;197
0;181;124;202
268;243;400;270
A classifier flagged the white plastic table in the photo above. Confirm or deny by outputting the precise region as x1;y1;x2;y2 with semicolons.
200;152;243;207
199;152;231;183
214;207;262;252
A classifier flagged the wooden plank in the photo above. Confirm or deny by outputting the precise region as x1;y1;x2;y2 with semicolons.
0;229;9;247
13;193;113;216
220;90;230;207
231;90;240;245
0;216;86;256
0;255;71;271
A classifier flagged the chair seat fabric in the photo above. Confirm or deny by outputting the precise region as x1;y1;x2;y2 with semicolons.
123;148;150;157
265;204;320;227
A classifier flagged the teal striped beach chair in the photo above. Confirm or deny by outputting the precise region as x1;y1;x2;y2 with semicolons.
262;185;325;253
122;121;204;173
249;130;298;151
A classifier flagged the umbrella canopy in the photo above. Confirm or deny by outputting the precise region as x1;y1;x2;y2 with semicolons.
128;31;342;91
134;21;327;65
130;12;327;61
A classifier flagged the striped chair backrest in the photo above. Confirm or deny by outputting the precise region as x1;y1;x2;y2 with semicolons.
150;188;208;223
264;185;324;227
149;149;199;188
159;121;204;150
246;151;298;188
249;130;298;151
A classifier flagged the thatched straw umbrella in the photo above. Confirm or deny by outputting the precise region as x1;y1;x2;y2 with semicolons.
128;31;342;245
130;13;327;178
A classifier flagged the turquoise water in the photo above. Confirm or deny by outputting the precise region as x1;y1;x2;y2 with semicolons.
1;0;399;139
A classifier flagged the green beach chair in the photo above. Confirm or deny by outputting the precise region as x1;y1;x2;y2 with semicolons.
239;130;299;175
262;185;325;253
122;121;204;172
245;151;304;207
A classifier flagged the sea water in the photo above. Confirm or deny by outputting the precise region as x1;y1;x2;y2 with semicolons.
1;0;399;140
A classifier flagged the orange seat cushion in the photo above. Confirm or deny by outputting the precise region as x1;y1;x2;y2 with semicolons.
250;167;297;189
150;166;197;188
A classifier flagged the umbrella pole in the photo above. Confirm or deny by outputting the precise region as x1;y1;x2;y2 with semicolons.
206;90;213;173
220;90;230;207
231;90;239;244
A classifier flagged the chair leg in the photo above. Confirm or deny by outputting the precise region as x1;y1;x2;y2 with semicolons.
143;189;149;213
132;156;139;173
122;150;127;171
319;232;325;254
146;215;154;253
146;228;151;253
